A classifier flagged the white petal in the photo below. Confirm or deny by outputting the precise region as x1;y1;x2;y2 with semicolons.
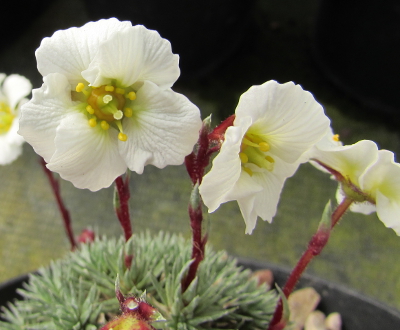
2;74;32;110
237;195;258;234
359;149;400;234
82;25;179;89
119;81;201;174
375;191;400;235
18;73;74;162
36;18;132;86
240;157;299;233
235;80;330;163
199;117;256;212
311;140;379;186
0;117;24;165
47;112;127;191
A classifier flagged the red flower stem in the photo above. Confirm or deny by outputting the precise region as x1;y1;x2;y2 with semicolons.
268;197;353;330
114;175;132;242
182;199;207;292
40;158;76;250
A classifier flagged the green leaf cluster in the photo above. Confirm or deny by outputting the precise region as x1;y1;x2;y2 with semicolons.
0;232;277;329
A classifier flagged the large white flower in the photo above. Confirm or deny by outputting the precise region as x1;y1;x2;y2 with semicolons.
0;74;32;165
199;80;331;233
310;140;400;235
19;19;202;191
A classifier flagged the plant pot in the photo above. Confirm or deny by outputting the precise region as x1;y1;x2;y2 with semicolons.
312;0;400;117
82;0;256;81
2;261;400;328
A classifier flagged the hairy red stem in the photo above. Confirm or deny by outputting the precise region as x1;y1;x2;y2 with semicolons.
40;158;76;250
114;175;132;242
182;201;207;291
268;197;353;329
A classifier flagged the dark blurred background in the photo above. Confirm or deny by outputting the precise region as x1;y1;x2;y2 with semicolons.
1;0;400;310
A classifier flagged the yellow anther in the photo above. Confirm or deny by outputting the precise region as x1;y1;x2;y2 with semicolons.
118;132;128;142
76;83;85;92
86;105;95;114
105;85;115;92
100;120;110;130
265;155;275;163
239;152;249;164
124;107;133;117
116;88;125;94
259;142;270;152
333;134;340;142
89;118;97;127
243;166;253;177
127;91;136;100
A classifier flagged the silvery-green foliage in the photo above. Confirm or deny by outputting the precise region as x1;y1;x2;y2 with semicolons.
0;232;277;329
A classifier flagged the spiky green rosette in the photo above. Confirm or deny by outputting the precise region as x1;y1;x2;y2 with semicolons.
0;232;277;329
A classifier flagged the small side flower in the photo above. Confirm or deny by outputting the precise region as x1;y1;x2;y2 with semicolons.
310;139;400;235
0;74;32;165
199;80;331;233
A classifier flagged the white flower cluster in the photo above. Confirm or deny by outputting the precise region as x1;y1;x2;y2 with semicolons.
13;18;400;236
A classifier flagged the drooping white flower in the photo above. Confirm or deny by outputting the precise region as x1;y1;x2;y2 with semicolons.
311;139;400;235
0;74;32;165
19;19;202;191
199;80;331;234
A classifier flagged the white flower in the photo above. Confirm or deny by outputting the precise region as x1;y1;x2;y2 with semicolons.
0;74;32;165
311;140;400;235
199;80;330;233
19;19;202;191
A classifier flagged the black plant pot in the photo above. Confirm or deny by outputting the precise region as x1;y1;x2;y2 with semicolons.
82;0;256;81
2;261;400;328
312;0;400;117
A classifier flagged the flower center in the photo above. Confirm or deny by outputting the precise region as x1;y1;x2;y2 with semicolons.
74;82;137;142
239;132;274;176
0;102;14;134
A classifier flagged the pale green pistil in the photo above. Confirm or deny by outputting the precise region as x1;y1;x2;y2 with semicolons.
240;133;275;176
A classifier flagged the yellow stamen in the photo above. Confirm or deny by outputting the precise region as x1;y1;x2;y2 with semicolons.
127;91;136;101
239;152;249;163
116;88;125;94
118;132;128;141
124;108;133;117
333;134;340;142
100;120;109;130
76;83;85;92
265;155;275;163
105;85;115;92
243;167;253;176
86;105;95;114
89;118;97;127
259;142;270;152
